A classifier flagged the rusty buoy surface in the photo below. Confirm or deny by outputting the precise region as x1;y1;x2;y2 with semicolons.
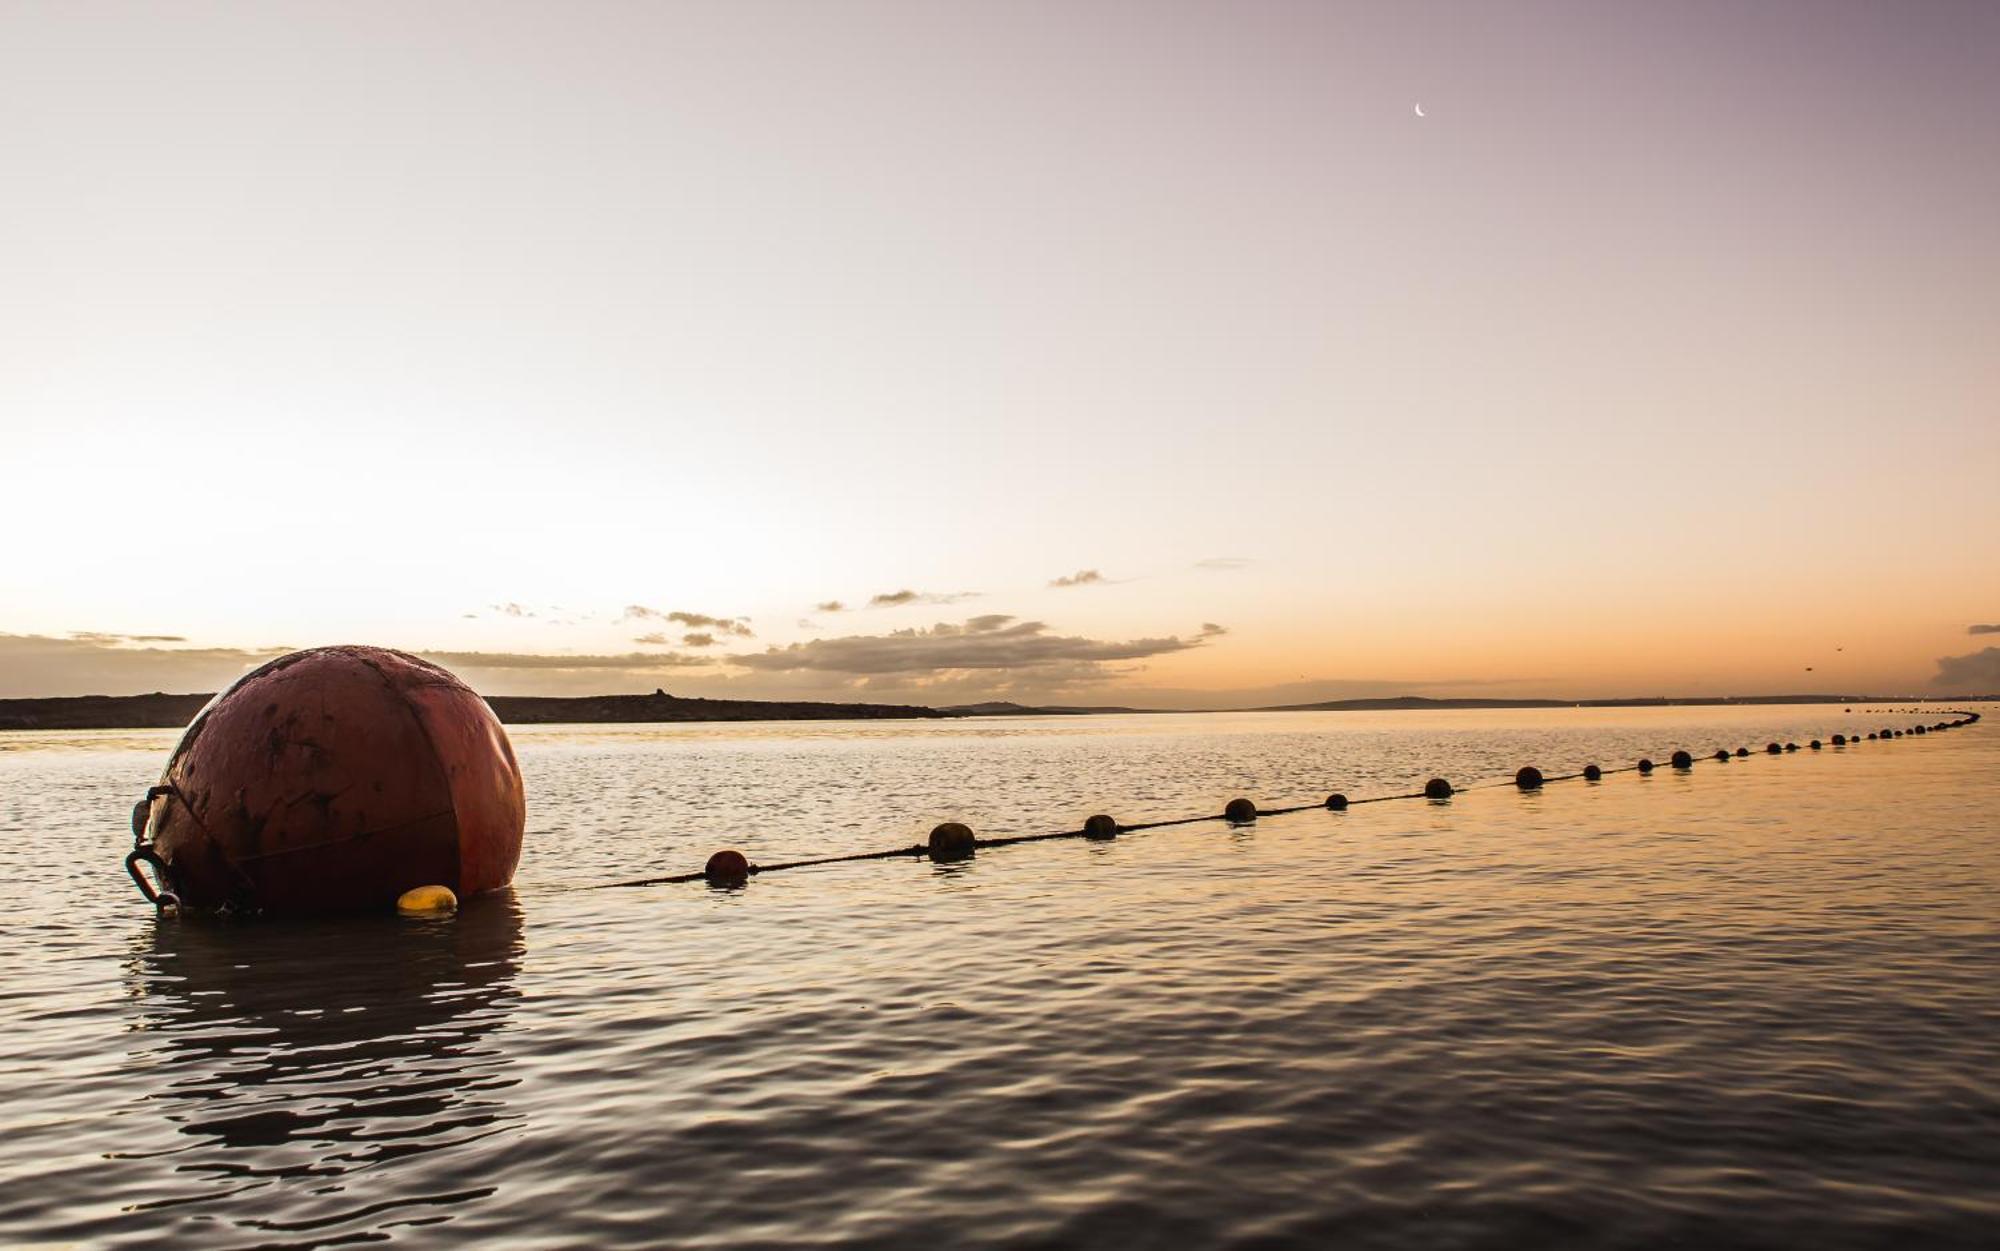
134;646;525;914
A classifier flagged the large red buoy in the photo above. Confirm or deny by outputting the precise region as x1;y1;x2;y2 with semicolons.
129;646;524;914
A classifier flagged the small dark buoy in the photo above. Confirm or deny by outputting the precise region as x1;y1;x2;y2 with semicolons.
1831;734;1845;745
1735;747;1750;758
1715;750;1731;762
1224;797;1259;823
1670;750;1692;769
1766;742;1783;755
1325;793;1348;810
1424;777;1453;799
1582;763;1602;781
1637;758;1655;773
928;821;976;862
1913;725;1926;735
1515;766;1544;790
1082;813;1119;841
704;849;751;884
1785;742;1798;752
1810;740;1822;750
1867;732;1877;740
1880;728;1893;739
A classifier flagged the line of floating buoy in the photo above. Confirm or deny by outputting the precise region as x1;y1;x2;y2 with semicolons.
583;709;1982;890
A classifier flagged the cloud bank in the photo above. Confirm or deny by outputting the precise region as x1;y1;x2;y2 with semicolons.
731;615;1213;679
1968;624;2000;635
1932;646;2000;690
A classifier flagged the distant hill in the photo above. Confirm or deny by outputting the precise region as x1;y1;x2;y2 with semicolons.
1253;694;1979;712
0;689;951;731
488;691;948;724
941;701;1159;717
1;689;1987;732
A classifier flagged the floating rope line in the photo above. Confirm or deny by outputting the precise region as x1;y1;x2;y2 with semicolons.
582;710;1982;890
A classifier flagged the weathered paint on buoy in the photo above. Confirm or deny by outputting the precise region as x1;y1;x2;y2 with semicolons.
704;849;751;884
928;821;976;861
1424;778;1453;799
1671;751;1693;769
1515;766;1544;790
1082;814;1120;841
1582;764;1603;781
1224;797;1258;823
396;884;457;914
133;645;525;914
1325;793;1348;810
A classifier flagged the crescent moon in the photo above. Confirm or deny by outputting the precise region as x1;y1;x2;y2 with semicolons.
1414;103;1425;118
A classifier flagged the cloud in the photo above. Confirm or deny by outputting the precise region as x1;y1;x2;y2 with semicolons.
729;617;1213;678
491;602;536;618
67;631;189;644
1049;570;1106;588
869;589;979;608
1194;557;1252;571
1932;646;2000;690
1969;624;2000;635
0;632;286;697
623;606;752;636
420;649;713;671
1198;623;1227;637
681;632;717;648
815;600;846;613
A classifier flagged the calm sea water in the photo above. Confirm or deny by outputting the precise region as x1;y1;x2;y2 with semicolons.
1;706;1994;1249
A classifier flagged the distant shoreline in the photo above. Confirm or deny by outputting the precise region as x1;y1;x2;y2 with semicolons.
0;690;1989;732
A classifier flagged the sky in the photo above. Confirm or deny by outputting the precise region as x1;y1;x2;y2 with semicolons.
3;0;1997;706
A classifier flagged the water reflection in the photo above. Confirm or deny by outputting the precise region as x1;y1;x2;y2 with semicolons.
120;893;524;1241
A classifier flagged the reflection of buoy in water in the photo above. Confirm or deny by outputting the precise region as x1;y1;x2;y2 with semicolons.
131;645;525;915
397;884;458;914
